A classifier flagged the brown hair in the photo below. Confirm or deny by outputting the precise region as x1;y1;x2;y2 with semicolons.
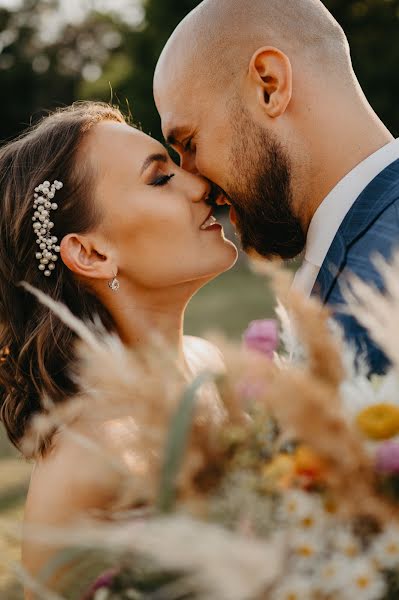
0;101;126;455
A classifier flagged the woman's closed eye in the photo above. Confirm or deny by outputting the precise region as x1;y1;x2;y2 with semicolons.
150;173;175;187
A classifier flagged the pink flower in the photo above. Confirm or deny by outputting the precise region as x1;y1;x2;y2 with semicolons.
81;568;120;599
235;379;265;402
376;441;399;474
243;319;279;359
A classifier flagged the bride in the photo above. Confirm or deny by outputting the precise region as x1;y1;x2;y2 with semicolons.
0;101;237;594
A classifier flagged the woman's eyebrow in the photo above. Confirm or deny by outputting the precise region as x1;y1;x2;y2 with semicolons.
140;152;168;175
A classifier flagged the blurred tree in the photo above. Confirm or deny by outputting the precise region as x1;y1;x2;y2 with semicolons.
119;0;201;136
0;0;398;140
325;0;399;136
79;0;202;138
0;0;128;140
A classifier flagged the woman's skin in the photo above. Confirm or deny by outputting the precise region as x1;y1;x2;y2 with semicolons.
21;121;238;595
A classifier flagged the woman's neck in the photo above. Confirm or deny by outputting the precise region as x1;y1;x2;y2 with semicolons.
104;282;195;372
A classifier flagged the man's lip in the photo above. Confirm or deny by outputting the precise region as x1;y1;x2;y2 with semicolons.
215;192;231;206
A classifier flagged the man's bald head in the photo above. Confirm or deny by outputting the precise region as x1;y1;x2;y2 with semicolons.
154;1;371;260
155;0;351;96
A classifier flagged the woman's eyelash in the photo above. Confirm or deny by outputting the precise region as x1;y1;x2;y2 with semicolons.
150;174;175;187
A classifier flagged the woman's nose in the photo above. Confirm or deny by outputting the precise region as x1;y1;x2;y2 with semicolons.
191;176;211;204
179;163;210;204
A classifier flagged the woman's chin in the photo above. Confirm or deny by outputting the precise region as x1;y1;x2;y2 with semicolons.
224;240;239;269
199;241;239;280
223;238;239;266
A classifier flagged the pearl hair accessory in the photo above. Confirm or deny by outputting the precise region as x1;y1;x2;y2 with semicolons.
32;179;63;277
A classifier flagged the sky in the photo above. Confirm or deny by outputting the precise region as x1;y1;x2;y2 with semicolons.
0;0;144;27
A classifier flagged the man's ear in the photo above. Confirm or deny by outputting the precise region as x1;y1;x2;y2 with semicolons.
248;46;293;118
60;233;116;281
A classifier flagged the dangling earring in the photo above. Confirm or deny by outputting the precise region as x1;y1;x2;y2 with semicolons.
108;270;120;292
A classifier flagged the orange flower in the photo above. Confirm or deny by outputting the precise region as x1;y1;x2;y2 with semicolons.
261;454;296;490
356;403;399;440
294;445;326;486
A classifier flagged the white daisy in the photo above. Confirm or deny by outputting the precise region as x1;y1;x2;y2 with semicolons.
279;490;325;531
340;557;387;600
370;526;399;570
315;554;352;596
340;375;380;423
271;574;316;600
94;588;111;600
331;527;362;559
289;531;323;570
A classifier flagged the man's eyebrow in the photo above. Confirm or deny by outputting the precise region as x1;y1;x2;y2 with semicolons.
140;153;168;175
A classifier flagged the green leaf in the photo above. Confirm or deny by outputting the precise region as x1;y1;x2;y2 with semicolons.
157;371;214;513
37;545;89;588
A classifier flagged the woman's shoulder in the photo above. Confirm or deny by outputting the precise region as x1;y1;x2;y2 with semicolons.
183;335;225;375
26;427;122;514
22;425;126;590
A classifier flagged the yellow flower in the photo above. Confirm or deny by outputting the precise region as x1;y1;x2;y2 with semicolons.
261;454;295;490
356;403;399;440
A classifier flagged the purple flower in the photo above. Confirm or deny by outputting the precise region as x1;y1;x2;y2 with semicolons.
243;319;279;359
235;379;265;402
81;568;120;599
376;441;399;474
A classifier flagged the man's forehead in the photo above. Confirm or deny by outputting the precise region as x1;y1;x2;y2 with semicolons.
155;61;207;138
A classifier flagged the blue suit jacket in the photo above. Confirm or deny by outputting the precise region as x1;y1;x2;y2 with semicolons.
312;158;399;375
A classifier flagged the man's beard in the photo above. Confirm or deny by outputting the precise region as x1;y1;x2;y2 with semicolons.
227;110;306;260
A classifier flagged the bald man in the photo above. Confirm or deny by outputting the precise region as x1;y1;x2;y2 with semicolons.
154;0;399;375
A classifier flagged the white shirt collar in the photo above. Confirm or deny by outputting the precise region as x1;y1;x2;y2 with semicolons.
305;138;399;268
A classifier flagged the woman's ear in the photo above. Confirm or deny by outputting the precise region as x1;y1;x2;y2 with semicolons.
60;233;116;281
248;46;293;118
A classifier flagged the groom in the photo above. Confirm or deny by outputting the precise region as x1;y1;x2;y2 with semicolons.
154;0;399;375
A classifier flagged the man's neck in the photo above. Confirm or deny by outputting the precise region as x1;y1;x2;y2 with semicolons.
298;103;394;232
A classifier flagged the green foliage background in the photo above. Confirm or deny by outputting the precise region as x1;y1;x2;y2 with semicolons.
0;0;398;142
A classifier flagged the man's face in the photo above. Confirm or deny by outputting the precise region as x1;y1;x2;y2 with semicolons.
226;104;306;259
156;83;306;260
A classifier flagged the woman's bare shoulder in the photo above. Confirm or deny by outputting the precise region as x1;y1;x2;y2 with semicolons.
22;424;126;592
25;428;121;518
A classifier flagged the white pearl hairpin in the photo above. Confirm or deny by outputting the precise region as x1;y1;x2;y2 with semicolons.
32;180;63;277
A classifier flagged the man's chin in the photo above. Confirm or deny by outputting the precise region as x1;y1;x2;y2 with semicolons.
234;217;305;261
242;246;283;262
240;235;305;261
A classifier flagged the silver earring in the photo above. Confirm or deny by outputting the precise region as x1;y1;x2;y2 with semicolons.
108;271;120;292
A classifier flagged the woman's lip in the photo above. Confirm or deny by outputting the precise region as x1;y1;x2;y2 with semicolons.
202;223;222;232
199;207;214;228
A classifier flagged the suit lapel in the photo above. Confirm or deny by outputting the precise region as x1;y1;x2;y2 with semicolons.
312;232;346;302
312;158;399;303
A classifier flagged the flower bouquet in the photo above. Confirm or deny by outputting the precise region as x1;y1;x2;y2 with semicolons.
19;257;399;600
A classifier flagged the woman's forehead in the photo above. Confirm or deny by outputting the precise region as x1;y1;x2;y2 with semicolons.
89;121;163;171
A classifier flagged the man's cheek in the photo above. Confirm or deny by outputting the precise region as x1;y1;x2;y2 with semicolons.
196;152;218;182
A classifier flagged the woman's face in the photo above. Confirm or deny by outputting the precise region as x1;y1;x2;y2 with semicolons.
87;121;237;290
